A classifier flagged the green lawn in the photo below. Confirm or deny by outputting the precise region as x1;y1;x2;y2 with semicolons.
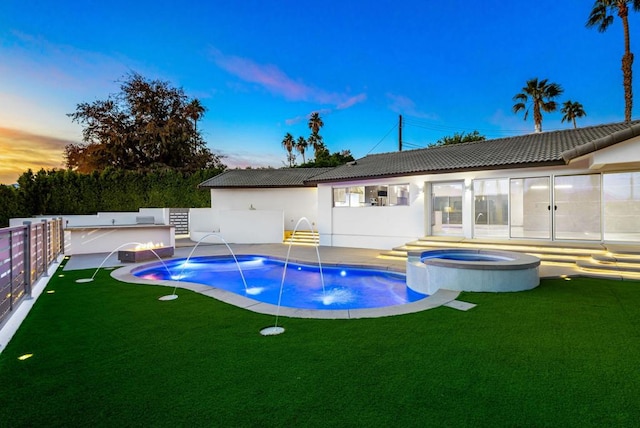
1;263;640;427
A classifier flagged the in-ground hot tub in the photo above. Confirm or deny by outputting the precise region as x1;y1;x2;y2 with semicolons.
406;249;540;294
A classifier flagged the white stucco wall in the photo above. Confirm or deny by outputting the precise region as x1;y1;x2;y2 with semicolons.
316;161;617;250
318;179;425;249
210;187;318;231
189;208;283;243
589;135;640;169
10;209;168;228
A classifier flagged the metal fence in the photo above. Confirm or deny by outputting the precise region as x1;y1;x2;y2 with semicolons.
0;218;64;326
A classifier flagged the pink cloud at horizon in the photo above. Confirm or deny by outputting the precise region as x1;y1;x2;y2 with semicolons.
210;48;366;109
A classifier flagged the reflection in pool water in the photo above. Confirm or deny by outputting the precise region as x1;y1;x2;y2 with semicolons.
132;255;427;310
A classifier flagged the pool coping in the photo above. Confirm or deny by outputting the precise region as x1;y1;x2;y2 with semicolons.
407;248;541;270
110;256;461;319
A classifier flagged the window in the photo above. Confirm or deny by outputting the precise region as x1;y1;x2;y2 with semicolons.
473;179;508;238
389;184;410;206
431;181;463;236
333;184;409;207
603;172;640;241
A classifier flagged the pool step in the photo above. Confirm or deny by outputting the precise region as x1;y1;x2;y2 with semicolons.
284;230;320;246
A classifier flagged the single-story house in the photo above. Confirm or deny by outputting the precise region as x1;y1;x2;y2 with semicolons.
194;168;332;243
198;120;640;250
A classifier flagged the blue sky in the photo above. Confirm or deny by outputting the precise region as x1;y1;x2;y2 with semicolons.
0;0;636;183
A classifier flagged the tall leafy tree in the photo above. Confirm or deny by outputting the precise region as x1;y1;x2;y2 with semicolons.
66;72;224;173
295;136;308;164
561;100;587;128
512;78;564;133
433;130;486;146
587;0;640;122
281;132;296;167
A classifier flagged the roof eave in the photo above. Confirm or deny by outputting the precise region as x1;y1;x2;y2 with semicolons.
305;161;566;184
561;123;640;162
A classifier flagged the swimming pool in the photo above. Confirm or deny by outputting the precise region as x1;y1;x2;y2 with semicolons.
131;255;427;310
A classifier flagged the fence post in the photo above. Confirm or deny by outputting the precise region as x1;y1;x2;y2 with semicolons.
41;219;49;277
59;217;65;258
8;228;14;312
22;221;32;298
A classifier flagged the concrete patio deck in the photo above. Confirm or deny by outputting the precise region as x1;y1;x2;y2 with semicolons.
62;241;586;320
0;240;628;352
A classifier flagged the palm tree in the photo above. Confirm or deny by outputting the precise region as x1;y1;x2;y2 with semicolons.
281;132;295;167
587;0;640;123
295;136;308;164
308;132;326;159
512;78;564;133
561;101;587;128
308;111;324;134
307;112;325;158
185;99;206;133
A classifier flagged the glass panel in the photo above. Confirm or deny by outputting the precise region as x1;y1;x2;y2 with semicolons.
431;182;463;236
364;185;388;206
473;179;509;238
603;172;640;242
554;175;601;241
510;177;550;239
347;186;365;207
333;188;347;207
389;184;409;206
334;185;410;207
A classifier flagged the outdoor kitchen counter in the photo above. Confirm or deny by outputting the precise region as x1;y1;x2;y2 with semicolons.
64;224;175;255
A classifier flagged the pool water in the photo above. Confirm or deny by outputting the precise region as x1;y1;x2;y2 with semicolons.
421;251;514;262
132;255;427;310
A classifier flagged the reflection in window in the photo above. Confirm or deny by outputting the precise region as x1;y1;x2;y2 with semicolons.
603;172;640;241
332;184;409;207
554;175;601;241
431;182;463;236
389;184;409;206
473;179;508;238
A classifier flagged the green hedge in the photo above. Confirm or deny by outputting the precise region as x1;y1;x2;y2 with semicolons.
0;168;223;227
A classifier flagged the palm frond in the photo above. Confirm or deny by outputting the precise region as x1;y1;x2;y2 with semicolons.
586;3;613;32
541;101;558;113
512;103;526;114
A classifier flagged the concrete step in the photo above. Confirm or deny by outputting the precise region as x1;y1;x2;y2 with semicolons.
576;259;640;275
284;230;320;246
408;239;604;257
382;237;640;277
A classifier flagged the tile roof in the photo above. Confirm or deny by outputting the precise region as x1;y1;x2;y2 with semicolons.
307;121;640;183
199;168;334;188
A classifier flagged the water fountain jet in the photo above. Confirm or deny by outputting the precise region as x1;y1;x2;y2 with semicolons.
260;217;325;336
76;241;173;286
160;232;252;301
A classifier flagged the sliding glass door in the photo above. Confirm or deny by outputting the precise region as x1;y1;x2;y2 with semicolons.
603;172;640;242
431;181;463;236
510;177;550;239
473;179;509;238
554;175;601;241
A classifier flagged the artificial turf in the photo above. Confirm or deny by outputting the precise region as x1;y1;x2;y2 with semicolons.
1;264;639;427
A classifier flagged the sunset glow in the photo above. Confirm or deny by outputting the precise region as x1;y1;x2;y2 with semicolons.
0;0;631;184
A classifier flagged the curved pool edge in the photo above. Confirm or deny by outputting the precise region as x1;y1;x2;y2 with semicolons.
110;261;460;319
